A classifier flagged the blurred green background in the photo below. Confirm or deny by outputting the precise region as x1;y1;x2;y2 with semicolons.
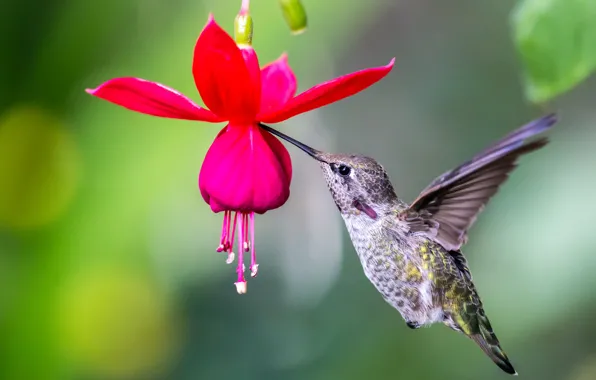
1;0;596;379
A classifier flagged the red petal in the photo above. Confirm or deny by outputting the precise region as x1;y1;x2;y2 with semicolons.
258;58;395;123
86;77;224;122
199;124;292;214
240;47;262;114
192;16;259;122
259;53;297;114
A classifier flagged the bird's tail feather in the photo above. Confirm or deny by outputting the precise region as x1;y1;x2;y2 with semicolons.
470;315;517;376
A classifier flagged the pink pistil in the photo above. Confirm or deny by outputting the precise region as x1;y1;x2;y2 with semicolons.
235;213;247;293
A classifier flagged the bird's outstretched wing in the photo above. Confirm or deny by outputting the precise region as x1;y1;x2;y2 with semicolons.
402;114;557;251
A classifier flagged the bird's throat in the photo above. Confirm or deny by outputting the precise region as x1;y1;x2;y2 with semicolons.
352;200;378;220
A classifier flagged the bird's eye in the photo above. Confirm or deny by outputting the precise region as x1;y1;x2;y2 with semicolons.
338;164;351;176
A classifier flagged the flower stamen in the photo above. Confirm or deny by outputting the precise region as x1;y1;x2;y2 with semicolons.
217;210;231;252
243;212;250;252
226;212;239;264
249;212;258;277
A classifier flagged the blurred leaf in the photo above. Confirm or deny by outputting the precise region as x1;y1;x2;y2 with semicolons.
569;355;596;380
0;0;62;108
0;106;81;229
24;0;143;111
512;0;596;103
57;270;182;379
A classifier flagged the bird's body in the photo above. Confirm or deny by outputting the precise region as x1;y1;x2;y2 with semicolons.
341;194;504;367
343;201;460;330
318;154;498;344
259;114;558;375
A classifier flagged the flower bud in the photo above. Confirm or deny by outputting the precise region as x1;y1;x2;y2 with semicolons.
234;12;254;46
279;0;307;35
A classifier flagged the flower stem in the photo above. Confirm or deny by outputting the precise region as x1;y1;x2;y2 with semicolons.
240;0;250;14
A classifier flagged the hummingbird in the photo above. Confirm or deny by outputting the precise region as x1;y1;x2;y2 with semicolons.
259;114;557;375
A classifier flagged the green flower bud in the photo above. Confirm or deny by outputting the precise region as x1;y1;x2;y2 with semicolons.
279;0;307;35
234;12;254;45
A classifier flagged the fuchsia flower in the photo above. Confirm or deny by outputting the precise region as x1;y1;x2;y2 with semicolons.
86;14;394;293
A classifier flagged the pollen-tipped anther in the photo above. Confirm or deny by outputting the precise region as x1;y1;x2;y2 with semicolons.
250;264;259;278
235;281;247;294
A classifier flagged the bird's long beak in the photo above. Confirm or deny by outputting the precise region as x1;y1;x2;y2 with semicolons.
258;123;326;162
